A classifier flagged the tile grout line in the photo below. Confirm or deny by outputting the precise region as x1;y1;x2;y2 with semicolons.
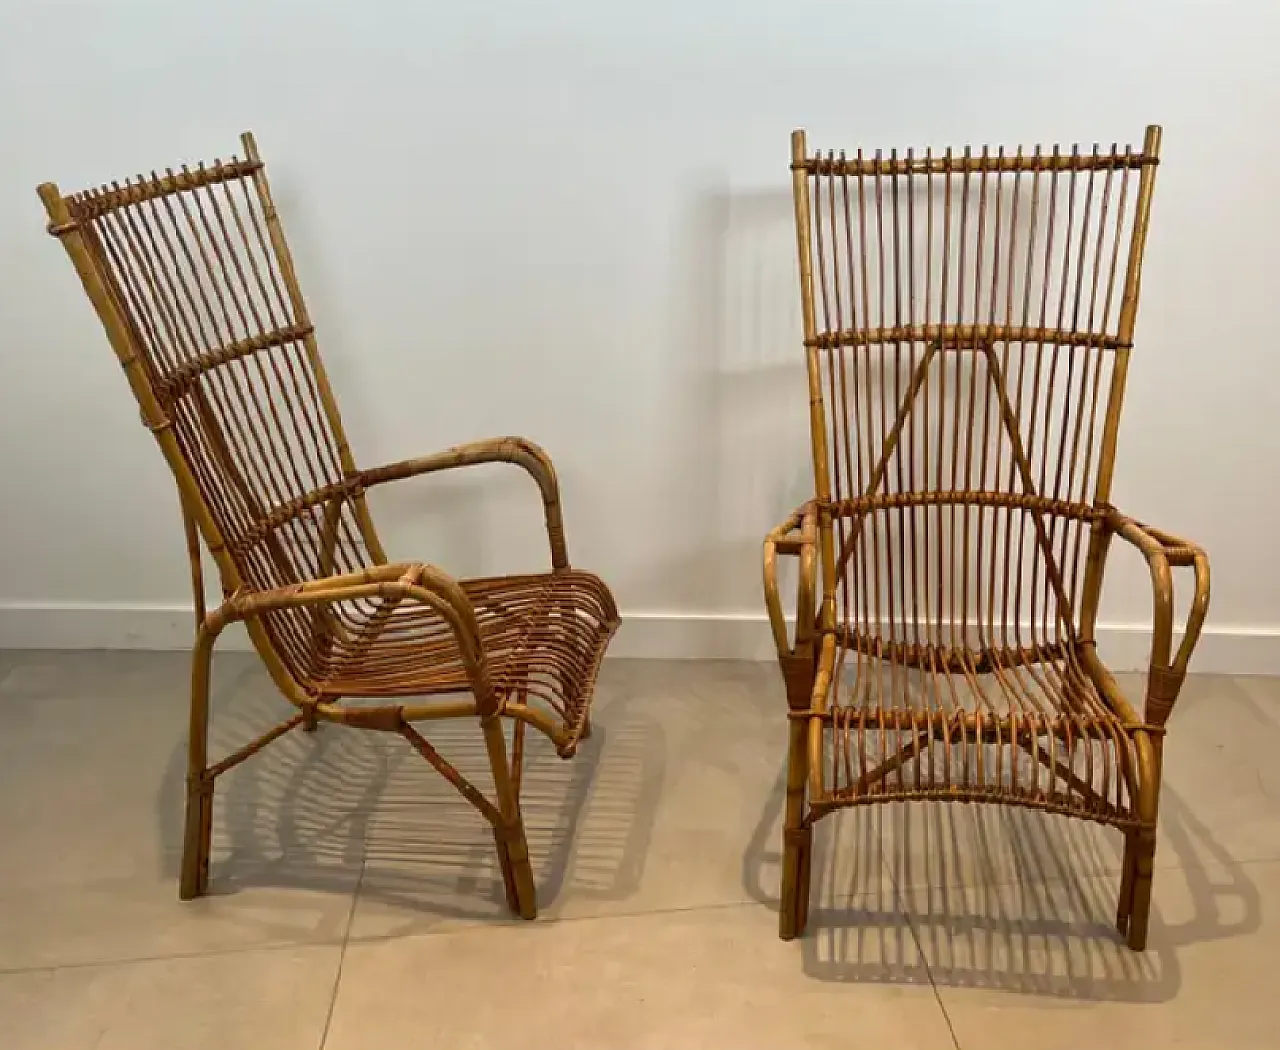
881;848;964;1050
0;938;341;978
0;895;835;978
5;851;1280;976
340;896;776;949
316;852;368;1050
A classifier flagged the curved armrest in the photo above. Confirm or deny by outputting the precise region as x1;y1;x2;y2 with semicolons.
1106;510;1211;726
763;502;819;661
203;562;497;714
358;437;568;569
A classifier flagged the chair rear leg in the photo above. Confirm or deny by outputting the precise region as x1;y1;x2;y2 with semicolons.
483;717;537;919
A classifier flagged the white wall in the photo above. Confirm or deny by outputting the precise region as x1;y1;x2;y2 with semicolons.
2;0;1278;668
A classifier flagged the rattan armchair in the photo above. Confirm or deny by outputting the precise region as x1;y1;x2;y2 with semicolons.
39;134;618;919
765;126;1208;951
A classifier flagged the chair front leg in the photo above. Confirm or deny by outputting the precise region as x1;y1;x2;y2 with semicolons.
483;717;537;919
765;505;820;940
779;642;818;940
1122;731;1164;951
780;714;813;940
180;627;216;900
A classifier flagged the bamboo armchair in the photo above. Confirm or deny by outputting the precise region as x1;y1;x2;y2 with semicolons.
765;126;1209;951
38;134;618;918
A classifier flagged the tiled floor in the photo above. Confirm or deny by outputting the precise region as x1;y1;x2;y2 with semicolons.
0;651;1277;1048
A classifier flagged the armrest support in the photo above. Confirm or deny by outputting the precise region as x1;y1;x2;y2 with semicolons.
1105;509;1211;726
358;437;568;569
204;562;497;714
763;501;819;668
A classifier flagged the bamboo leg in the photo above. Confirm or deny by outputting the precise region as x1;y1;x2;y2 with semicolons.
780;717;812;940
483;717;537;919
179;631;216;899
493;828;522;913
795;821;814;933
1116;832;1138;933
180;776;214;899
1126;829;1157;950
1113;728;1138;934
1125;733;1162;951
511;717;526;800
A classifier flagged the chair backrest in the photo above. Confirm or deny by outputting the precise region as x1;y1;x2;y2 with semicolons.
789;127;1161;658
39;134;383;680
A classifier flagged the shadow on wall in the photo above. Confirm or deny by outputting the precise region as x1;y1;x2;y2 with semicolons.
742;764;1260;1000
624;183;812;631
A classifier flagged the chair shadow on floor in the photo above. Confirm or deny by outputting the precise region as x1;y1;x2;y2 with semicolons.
743;762;1261;1001
156;659;665;936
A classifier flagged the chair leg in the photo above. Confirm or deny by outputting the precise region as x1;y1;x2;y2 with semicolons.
1123;733;1162;951
495;821;538;920
1116;831;1138;934
779;833;803;940
780;718;812;940
493;826;522;914
796;826;815;933
483;718;537;919
180;633;215;900
179;776;213;899
1125;830;1157;951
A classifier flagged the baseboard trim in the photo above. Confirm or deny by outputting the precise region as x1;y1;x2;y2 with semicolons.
614;612;1280;675
1;602;1277;675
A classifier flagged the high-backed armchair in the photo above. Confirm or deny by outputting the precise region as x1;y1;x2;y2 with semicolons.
765;126;1208;950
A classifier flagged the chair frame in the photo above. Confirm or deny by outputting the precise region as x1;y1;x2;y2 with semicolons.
39;134;618;918
764;125;1209;951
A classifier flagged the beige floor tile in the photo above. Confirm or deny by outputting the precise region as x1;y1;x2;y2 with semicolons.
327;899;953;1050
347;660;893;939
1156;674;1280;866
0;652;361;968
908;859;1279;1048
2;650;1276;1045
0;945;340;1050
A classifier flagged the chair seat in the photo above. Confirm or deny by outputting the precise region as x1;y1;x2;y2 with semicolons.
305;569;618;736
816;639;1143;826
